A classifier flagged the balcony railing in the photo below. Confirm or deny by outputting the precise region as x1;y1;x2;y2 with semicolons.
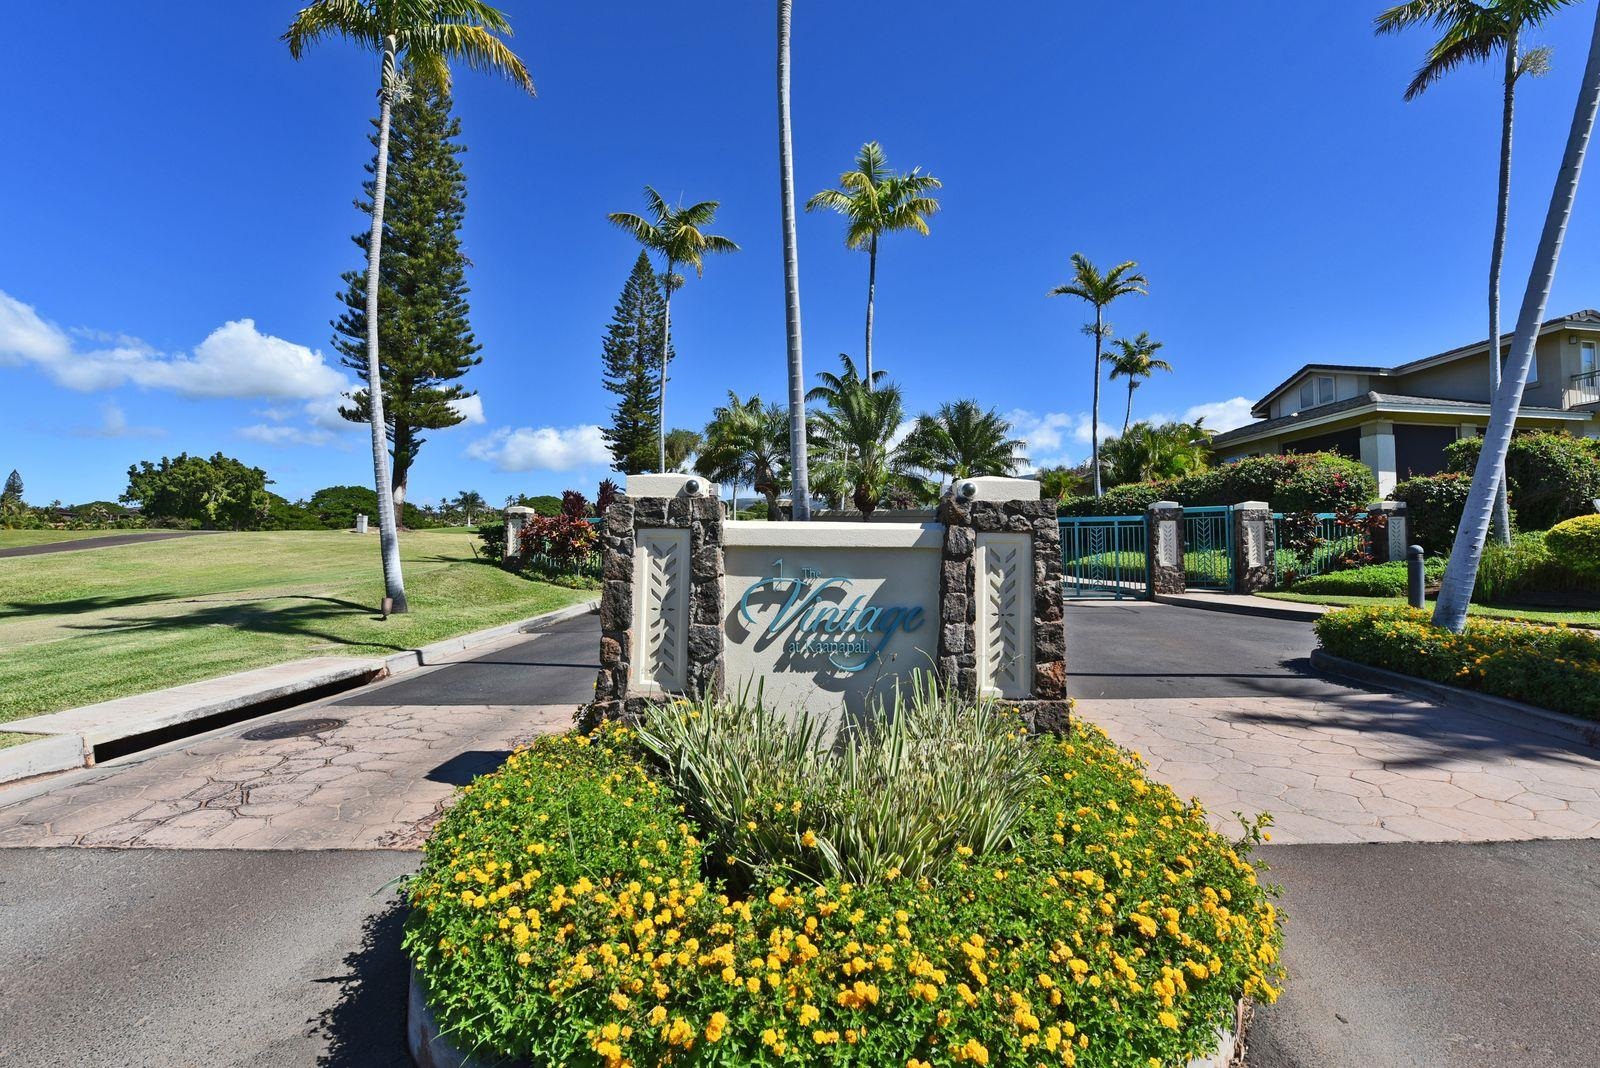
1566;368;1600;409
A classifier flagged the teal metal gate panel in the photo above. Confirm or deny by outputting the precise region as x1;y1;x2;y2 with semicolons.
1272;512;1368;585
1182;506;1233;591
1059;515;1149;600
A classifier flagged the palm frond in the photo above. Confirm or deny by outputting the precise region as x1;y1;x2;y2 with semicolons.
413;23;534;93
283;0;381;58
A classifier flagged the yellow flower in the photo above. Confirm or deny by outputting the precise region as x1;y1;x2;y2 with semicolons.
801;829;818;848
705;1011;729;1042
1158;1010;1179;1029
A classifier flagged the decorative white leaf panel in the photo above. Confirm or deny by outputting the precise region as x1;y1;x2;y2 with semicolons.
1157;520;1179;567
1245;520;1267;568
632;528;689;692
975;532;1033;699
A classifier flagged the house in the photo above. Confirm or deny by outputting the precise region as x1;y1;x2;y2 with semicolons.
1211;310;1600;495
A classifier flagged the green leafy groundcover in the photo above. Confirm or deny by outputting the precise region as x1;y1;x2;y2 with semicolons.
403;722;1283;1067
1316;605;1600;719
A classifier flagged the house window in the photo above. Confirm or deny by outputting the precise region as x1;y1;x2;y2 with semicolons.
1583;340;1598;374
1298;382;1313;408
1316;375;1335;404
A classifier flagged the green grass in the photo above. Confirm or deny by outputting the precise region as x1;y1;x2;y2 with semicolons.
1260;591;1600;627
0;529;591;731
0;528;171;548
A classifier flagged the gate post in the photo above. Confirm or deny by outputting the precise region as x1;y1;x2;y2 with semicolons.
1366;501;1409;563
1146;501;1185;594
503;505;535;565
1231;501;1275;593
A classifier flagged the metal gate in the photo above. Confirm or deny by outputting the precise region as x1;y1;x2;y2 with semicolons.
1182;505;1233;591
1059;515;1149;599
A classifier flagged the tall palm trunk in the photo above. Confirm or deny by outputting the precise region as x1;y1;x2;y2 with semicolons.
1488;29;1520;545
365;38;407;612
1436;4;1600;633
659;260;673;472
777;0;810;520
1123;379;1135;436
1091;307;1104;496
864;235;877;388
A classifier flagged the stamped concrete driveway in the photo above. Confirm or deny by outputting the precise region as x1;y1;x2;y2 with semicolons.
1065;598;1600;1068
0;609;599;1067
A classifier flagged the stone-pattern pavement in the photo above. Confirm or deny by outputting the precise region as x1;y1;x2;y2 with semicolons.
0;703;573;850
1075;692;1600;844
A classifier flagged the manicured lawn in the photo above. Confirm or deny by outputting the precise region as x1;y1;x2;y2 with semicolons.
0;529;173;548
0;529;590;731
1261;591;1600;627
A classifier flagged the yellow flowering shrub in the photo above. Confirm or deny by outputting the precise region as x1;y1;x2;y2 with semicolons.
403;722;1283;1067
1316;605;1600;719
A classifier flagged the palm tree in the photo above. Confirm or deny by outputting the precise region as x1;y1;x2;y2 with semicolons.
1435;0;1600;632
284;0;533;613
805;142;941;387
1102;333;1173;434
1100;420;1213;487
452;489;487;526
609;189;739;472
901;400;1027;495
776;0;810;520
805;352;885;406
1049;254;1148;497
1377;0;1571;545
663;428;702;473
696;392;790;520
808;374;913;520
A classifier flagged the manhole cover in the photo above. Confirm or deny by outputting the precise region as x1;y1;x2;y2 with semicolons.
240;717;346;742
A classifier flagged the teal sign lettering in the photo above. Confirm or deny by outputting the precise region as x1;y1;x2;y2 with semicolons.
736;561;925;672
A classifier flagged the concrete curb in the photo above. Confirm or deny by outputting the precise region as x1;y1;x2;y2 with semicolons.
1155;592;1329;622
0;597;600;788
1310;649;1600;751
0;734;87;785
406;968;1239;1068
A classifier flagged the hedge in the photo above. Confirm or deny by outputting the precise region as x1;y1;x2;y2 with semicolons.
1444;432;1600;531
1061;453;1376;517
1389;473;1473;554
1286;559;1446;598
1314;605;1600;719
403;722;1284;1067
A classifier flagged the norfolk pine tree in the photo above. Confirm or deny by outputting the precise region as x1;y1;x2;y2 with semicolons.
335;79;482;511
600;252;673;474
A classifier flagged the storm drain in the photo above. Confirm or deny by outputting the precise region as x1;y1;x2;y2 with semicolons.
240;717;346;742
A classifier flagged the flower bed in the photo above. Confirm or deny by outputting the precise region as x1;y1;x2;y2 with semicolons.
402;711;1282;1067
1315;605;1600;719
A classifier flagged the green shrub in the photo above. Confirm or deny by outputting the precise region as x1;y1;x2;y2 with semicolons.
1445;432;1600;530
1315;605;1600;718
635;677;1036;888
1289;559;1445;597
1061;452;1375;517
475;522;507;563
307;484;439;529
403;720;1284;1067
1390;473;1473;554
1472;531;1598;602
1546;514;1600;578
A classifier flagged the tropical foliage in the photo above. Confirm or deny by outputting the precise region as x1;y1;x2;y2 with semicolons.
1097;421;1212;488
1102;333;1172;434
807;363;915;519
1443;431;1600;530
695;392;791;521
122;453;272;531
1316;604;1600;718
1546;514;1600;577
900;400;1027;493
806;142;941;385
402;715;1283;1066
610;188;739;472
1049;255;1149;496
1062;452;1374;517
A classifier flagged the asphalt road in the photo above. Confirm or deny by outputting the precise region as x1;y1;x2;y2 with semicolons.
0;613;600;1067
0;530;215;558
1246;840;1600;1068
1063;599;1356;700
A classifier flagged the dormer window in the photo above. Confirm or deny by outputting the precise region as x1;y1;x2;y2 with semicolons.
1298;375;1335;410
1298;382;1313;408
1317;375;1335;404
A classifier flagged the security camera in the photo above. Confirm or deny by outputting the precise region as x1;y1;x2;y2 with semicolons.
956;480;978;501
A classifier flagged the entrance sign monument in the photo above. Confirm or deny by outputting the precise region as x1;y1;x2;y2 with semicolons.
584;473;1068;730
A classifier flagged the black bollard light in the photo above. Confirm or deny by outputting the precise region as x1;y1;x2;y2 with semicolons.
1407;545;1426;609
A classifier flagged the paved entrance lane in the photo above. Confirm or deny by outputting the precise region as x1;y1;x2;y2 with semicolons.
1064;599;1353;700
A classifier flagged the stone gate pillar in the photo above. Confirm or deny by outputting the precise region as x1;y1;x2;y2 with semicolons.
503;505;534;564
938;477;1068;732
1367;501;1409;563
584;474;723;728
1231;501;1275;593
1146;501;1185;594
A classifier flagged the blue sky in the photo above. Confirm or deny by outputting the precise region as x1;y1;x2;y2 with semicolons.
3;1;1598;508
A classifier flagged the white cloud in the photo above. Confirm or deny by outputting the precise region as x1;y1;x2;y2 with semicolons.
1182;396;1254;433
466;425;611;472
239;423;337;447
449;394;486;426
74;401;164;439
0;290;348;400
1003;409;1095;468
